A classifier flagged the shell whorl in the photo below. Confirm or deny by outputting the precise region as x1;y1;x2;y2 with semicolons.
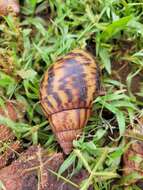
40;49;100;154
49;109;91;154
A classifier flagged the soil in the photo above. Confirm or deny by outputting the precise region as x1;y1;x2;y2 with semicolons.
0;102;23;169
0;145;93;190
111;60;143;99
123;117;143;185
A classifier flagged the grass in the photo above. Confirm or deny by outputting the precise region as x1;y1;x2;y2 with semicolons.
0;0;143;189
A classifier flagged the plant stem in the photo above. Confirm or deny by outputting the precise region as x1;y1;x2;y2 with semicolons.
93;171;119;178
74;149;92;173
47;168;79;189
80;148;109;190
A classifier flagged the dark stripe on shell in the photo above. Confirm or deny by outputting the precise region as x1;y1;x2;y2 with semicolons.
42;98;55;112
51;92;62;107
47;66;62;110
47;66;54;92
68;52;91;64
59;58;88;104
68;52;89;59
63;88;73;102
95;64;100;93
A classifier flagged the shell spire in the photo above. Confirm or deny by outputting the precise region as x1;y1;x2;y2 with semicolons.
49;109;91;154
40;49;100;154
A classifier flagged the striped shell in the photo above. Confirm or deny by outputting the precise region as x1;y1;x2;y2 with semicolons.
40;49;100;154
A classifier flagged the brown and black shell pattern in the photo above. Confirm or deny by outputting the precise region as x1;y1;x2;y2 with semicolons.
40;49;100;154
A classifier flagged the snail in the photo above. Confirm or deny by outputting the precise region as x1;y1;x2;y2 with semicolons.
0;0;19;16
40;49;100;154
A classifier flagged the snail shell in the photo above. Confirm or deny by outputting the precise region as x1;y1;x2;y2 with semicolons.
40;49;100;154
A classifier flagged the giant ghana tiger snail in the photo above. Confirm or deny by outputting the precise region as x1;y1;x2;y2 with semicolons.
40;49;100;154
